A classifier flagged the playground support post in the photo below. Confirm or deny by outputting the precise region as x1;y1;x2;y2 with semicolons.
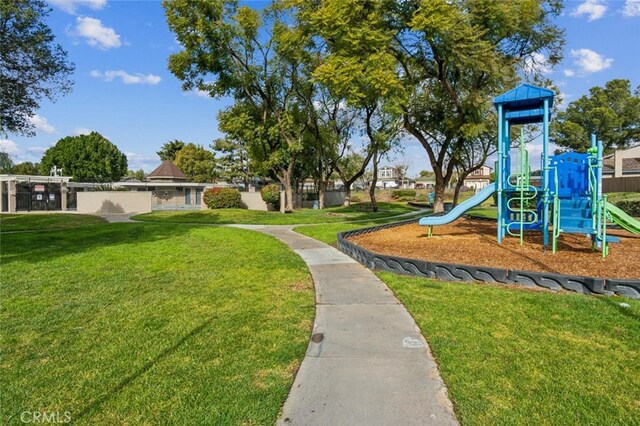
497;104;503;243
542;98;550;248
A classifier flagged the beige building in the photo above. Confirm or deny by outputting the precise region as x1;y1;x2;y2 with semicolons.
463;165;493;191
603;145;640;178
119;161;214;210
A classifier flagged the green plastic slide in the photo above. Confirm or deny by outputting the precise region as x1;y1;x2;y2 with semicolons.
606;201;640;234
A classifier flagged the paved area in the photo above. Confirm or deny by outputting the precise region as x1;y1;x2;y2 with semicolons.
234;225;458;426
96;213;135;223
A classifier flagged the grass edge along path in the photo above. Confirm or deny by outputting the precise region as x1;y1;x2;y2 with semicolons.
1;223;314;425
132;202;416;225
378;272;640;426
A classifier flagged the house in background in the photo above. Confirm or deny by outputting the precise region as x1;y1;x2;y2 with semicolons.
463;165;493;191
376;166;415;189
119;160;214;210
414;175;436;189
602;145;640;192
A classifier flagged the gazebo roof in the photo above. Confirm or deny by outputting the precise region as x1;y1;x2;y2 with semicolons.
147;160;187;181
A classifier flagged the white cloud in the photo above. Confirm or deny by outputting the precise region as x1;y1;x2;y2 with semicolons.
523;52;552;74
27;146;48;155
570;48;613;73
125;152;158;172
27;114;56;134
74;127;93;135
563;69;576;77
571;0;607;21
75;17;121;49
91;70;161;85
623;0;640;17
0;139;20;155
49;0;107;14
185;88;210;98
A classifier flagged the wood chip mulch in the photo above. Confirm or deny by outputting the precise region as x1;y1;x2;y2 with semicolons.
348;218;640;279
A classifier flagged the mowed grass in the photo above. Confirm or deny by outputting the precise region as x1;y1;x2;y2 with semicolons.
379;272;640;425
294;211;429;245
0;213;107;232
132;202;416;225
1;223;314;425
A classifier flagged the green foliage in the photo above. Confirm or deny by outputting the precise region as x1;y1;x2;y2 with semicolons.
203;187;241;209
174;143;216;182
614;201;640;217
419;170;434;177
551;79;640;152
260;184;281;208
40;132;127;182
125;169;146;181
0;0;74;136
11;161;41;175
392;189;416;199
0;152;14;173
156;140;185;161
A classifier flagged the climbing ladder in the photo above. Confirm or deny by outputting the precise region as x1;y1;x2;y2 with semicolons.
505;129;538;245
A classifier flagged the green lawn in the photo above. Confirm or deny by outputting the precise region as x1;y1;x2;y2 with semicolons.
132;202;416;225
379;272;640;425
466;206;497;219
294;211;429;245
1;223;314;425
0;213;107;232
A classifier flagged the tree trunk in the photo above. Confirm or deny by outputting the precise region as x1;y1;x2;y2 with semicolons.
343;183;352;207
279;167;295;212
452;177;466;207
433;178;445;213
318;179;326;209
369;150;379;212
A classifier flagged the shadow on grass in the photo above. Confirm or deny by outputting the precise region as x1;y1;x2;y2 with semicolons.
74;314;218;421
0;223;199;266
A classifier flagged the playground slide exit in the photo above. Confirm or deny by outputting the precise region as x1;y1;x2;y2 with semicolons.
419;183;497;226
606;202;640;234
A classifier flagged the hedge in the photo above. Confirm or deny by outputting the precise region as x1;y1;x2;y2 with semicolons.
614;200;640;217
203;187;241;209
391;189;416;199
260;184;281;208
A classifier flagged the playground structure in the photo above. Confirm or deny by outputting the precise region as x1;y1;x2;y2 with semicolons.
420;84;640;256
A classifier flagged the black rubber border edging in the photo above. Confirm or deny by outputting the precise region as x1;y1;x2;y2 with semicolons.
336;216;640;300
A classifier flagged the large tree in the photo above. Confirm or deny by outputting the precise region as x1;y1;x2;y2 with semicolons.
164;0;310;211
292;0;564;212
40;132;127;182
0;152;14;173
174;143;216;182
157;139;185;161
1;0;74;136
12;161;41;175
551;79;640;152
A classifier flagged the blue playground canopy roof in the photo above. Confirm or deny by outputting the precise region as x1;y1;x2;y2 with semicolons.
493;84;555;125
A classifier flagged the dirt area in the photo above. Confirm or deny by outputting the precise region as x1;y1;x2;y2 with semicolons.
348;218;640;279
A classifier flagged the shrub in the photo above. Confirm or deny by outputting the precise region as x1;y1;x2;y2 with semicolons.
350;194;362;203
260;184;281;208
391;189;416;199
203;187;241;209
615;200;640;217
396;195;414;202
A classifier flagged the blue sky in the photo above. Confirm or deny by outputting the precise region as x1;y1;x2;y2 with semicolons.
2;0;639;177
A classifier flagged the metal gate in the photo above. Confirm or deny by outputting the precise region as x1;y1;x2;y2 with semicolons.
15;182;62;211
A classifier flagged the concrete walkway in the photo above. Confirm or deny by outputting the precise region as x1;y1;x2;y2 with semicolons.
233;225;458;426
